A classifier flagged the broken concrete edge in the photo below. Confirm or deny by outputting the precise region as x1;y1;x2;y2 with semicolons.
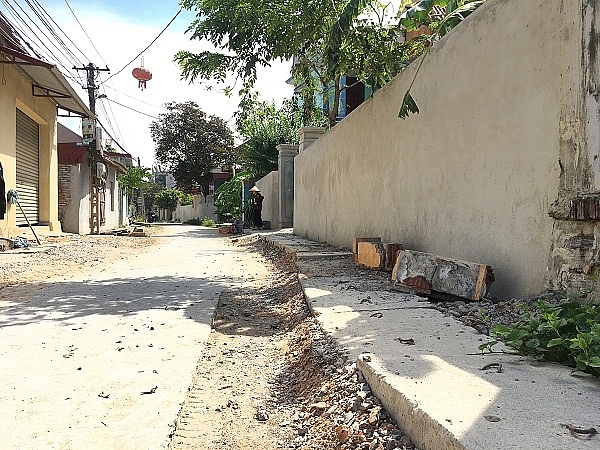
356;241;404;271
276;237;463;450
392;250;494;301
356;354;467;450
353;237;382;262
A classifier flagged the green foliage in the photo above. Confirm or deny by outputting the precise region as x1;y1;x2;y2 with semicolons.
398;91;420;119
183;217;216;227
480;301;600;377
200;217;216;227
142;181;166;210
214;171;250;222
398;0;486;119
117;167;152;193
178;191;194;206
150;102;236;195
178;0;411;128
152;188;194;210
154;189;180;211
235;94;327;179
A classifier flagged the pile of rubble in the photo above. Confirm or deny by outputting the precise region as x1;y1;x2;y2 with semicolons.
247;238;418;450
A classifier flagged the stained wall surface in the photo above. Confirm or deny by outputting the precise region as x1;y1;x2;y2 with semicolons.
295;0;582;298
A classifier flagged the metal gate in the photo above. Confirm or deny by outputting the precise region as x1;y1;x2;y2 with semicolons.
15;108;39;226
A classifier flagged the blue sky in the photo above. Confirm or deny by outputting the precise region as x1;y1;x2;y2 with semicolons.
2;1;292;166
48;0;195;28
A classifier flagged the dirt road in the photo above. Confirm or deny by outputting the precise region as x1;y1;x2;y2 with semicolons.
1;225;415;450
0;225;272;449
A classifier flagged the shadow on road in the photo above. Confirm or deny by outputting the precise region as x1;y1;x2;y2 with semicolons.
0;275;231;330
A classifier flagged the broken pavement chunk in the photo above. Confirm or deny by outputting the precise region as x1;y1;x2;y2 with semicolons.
392;250;494;301
357;242;403;271
352;237;381;263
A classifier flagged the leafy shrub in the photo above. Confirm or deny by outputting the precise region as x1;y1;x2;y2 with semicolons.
480;300;600;377
154;189;180;210
179;191;194;206
200;218;216;227
183;217;216;227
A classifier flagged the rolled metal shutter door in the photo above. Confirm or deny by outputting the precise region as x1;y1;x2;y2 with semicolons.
15;109;39;226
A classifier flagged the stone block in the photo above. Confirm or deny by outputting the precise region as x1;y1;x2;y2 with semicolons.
352;237;381;263
352;237;381;254
357;242;404;271
392;250;494;301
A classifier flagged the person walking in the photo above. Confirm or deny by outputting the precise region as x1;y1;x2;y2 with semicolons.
250;186;264;230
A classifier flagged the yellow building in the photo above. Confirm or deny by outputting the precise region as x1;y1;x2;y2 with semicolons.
0;13;92;238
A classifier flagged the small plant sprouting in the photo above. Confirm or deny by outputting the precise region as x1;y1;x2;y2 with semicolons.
480;300;600;378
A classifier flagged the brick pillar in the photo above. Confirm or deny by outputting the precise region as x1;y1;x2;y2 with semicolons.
298;127;326;152
278;144;299;228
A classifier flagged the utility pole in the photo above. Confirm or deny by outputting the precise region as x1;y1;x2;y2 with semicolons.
74;63;109;235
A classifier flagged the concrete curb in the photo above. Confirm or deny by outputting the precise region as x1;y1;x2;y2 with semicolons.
356;354;466;450
260;231;600;450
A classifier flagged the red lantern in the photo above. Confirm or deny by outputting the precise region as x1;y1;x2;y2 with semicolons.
132;66;152;90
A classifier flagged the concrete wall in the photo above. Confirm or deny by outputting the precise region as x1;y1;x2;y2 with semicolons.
172;195;216;222
0;62;60;237
60;161;90;234
256;171;279;228
59;156;126;234
102;165;124;231
295;0;582;299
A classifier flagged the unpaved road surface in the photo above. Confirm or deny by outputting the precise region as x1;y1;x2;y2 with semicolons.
1;225;416;450
0;225;270;449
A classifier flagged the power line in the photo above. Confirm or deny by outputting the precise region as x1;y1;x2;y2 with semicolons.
29;0;91;64
101;8;182;85
98;95;159;119
63;0;107;67
102;84;166;111
0;0;85;85
25;0;82;66
3;0;78;69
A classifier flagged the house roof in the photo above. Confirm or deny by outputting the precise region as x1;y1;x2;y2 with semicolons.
0;13;95;118
57;123;82;144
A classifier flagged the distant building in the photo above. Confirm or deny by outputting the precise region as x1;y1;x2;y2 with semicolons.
57;123;130;234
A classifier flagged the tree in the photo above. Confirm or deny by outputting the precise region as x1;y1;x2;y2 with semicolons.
117;166;152;194
150;102;235;195
117;166;153;218
235;94;327;179
176;0;410;128
154;189;180;212
214;171;251;222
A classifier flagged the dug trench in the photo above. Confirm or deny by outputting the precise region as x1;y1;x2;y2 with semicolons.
168;236;417;450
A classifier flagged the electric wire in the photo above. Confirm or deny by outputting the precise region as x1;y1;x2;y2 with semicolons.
103;84;166;111
2;0;80;71
101;8;182;85
63;0;108;67
24;0;82;66
0;0;61;62
0;0;84;85
98;86;127;146
0;6;80;87
99;96;159;119
97;101;124;146
96;118;129;154
1;1;160;164
28;0;90;65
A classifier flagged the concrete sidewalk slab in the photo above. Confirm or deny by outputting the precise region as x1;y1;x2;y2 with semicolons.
262;231;600;450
